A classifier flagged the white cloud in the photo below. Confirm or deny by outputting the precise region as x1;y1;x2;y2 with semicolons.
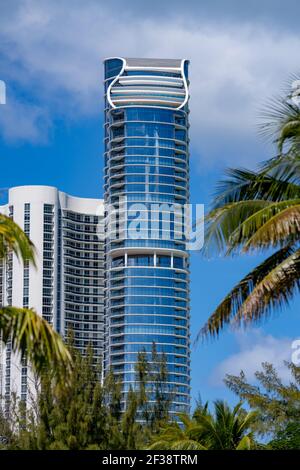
0;0;299;165
0;97;50;143
211;329;295;385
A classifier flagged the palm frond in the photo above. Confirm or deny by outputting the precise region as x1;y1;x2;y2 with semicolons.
237;248;300;325
258;89;300;151
235;435;251;450
260;153;300;185
0;307;73;379
175;413;193;429
147;440;171;450
197;246;297;339
224;199;300;253
0;214;35;265
213;168;300;207
241;202;300;251
201;75;300;340
170;440;207;450
204;200;272;256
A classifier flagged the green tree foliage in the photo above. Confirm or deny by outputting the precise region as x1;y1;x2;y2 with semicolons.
136;344;171;432
1;344;171;450
0;403;14;449
225;361;300;438
4;355;300;449
269;423;300;449
0;213;36;262
197;77;300;339
149;399;257;450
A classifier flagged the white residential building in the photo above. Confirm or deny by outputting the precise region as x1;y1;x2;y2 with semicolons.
0;186;104;410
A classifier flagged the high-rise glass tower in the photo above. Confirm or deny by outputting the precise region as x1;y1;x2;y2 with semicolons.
104;58;191;415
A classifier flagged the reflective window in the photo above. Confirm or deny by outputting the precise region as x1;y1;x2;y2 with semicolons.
126;123;174;139
105;58;123;79
110;267;187;279
110;305;187;316
111;315;187;327
126;255;153;266
111;256;124;268
157;255;171;267
110;287;186;298
173;257;184;269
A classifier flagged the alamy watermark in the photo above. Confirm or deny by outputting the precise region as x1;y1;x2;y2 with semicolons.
97;196;204;251
0;80;6;105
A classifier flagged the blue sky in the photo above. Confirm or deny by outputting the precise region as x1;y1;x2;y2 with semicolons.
1;0;300;407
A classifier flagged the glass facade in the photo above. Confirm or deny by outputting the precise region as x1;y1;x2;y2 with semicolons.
104;57;190;415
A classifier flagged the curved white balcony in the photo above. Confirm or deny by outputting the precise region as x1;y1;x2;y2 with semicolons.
107;58;189;110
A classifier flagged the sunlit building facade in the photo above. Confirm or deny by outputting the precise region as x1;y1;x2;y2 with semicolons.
0;186;104;411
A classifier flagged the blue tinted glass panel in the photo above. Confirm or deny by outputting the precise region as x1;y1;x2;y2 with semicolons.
105;59;123;79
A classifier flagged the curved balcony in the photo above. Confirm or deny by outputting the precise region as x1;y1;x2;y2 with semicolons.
107;59;189;111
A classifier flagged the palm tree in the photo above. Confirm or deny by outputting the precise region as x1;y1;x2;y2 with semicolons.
199;77;300;338
0;213;72;378
148;400;256;450
196;400;256;450
147;413;207;450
